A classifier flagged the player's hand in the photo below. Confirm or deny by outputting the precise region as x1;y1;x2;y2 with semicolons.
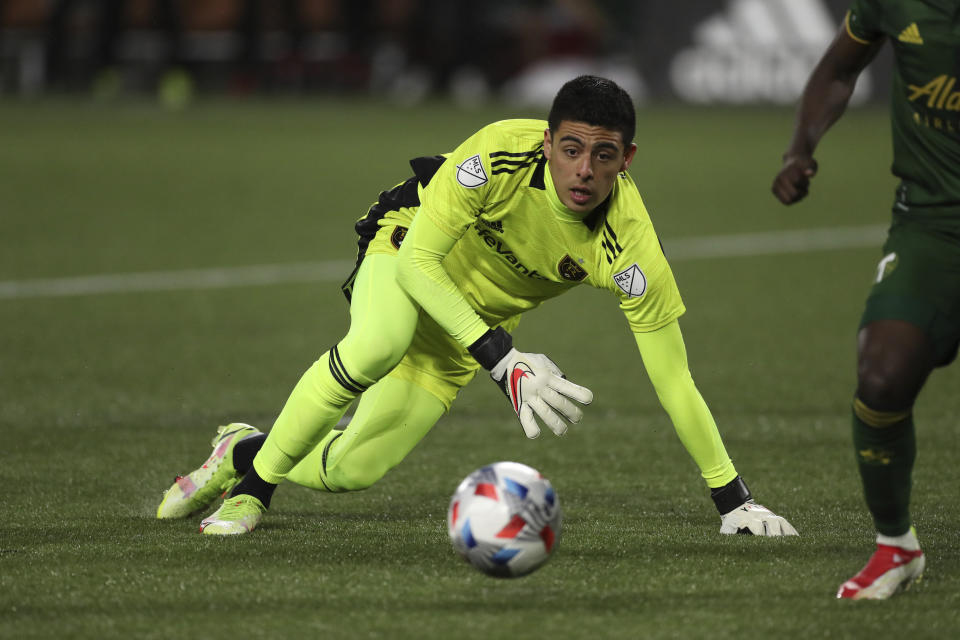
772;153;818;205
489;348;594;439
719;501;799;536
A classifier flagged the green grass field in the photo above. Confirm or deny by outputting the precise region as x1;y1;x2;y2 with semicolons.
1;99;958;639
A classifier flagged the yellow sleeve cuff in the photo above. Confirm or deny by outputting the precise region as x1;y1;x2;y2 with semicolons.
844;10;874;45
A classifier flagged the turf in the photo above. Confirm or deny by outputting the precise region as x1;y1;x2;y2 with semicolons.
1;99;958;639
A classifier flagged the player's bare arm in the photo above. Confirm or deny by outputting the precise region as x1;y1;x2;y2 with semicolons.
773;23;884;205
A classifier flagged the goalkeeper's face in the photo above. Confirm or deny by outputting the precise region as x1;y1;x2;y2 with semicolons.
543;121;637;215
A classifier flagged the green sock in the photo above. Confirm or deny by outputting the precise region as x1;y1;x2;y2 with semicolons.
852;398;916;536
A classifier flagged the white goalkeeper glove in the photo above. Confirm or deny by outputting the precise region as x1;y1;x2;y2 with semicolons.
720;501;798;536
468;327;594;438
712;477;799;537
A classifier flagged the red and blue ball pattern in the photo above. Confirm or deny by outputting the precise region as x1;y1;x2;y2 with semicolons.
448;461;561;577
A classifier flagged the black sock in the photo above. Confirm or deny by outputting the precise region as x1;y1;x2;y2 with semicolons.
232;433;267;474
230;466;277;509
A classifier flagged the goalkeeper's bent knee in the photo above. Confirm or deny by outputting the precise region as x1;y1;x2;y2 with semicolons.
321;438;390;492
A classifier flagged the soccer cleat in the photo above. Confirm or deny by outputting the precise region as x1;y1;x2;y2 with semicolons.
156;423;260;519
199;494;266;535
837;543;925;600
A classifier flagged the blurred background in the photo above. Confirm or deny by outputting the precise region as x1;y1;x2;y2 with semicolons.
0;0;889;107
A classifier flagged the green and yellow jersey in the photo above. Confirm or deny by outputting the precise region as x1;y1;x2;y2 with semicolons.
355;118;685;343
846;0;960;213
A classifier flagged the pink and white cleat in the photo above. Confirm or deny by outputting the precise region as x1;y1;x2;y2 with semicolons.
156;423;260;519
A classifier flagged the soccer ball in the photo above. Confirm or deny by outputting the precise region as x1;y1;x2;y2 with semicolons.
447;461;561;578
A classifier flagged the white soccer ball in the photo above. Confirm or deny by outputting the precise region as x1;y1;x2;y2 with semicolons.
447;461;561;578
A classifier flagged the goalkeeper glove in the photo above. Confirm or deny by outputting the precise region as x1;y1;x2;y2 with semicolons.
468;327;594;438
712;476;799;536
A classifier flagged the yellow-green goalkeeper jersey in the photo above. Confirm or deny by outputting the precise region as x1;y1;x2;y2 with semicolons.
415;118;685;335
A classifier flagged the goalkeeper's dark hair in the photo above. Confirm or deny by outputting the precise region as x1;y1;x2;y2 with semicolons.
548;75;635;146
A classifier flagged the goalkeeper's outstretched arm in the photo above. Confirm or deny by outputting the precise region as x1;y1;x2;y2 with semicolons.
396;212;593;439
633;320;798;536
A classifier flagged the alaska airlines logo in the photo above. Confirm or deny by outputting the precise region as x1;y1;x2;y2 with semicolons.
907;75;960;111
475;225;547;280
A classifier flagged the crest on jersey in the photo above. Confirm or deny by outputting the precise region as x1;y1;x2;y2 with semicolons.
456;154;488;188
558;255;588;282
390;226;407;249
613;264;647;298
875;252;898;283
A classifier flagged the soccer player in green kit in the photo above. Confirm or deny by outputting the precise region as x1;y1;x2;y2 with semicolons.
158;76;797;540
773;1;960;600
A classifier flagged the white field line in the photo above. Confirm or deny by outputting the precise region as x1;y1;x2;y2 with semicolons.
0;224;887;301
664;224;887;260
0;260;355;300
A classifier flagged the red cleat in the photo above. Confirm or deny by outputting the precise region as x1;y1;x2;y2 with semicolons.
837;543;925;600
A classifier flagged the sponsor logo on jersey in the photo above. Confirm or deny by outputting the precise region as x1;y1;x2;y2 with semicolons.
613;264;647;298
897;22;923;45
907;75;960;111
670;0;872;104
477;218;504;233
558;255;588;282
390;226;407;249
910;110;959;133
474;225;548;280
456;154;488;188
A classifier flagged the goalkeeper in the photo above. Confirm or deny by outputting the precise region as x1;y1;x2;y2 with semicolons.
158;75;797;537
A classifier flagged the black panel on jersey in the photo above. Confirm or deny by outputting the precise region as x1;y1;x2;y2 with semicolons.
354;155;446;261
529;156;547;190
341;155;446;302
352;176;420;262
582;195;611;232
410;155;446;187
